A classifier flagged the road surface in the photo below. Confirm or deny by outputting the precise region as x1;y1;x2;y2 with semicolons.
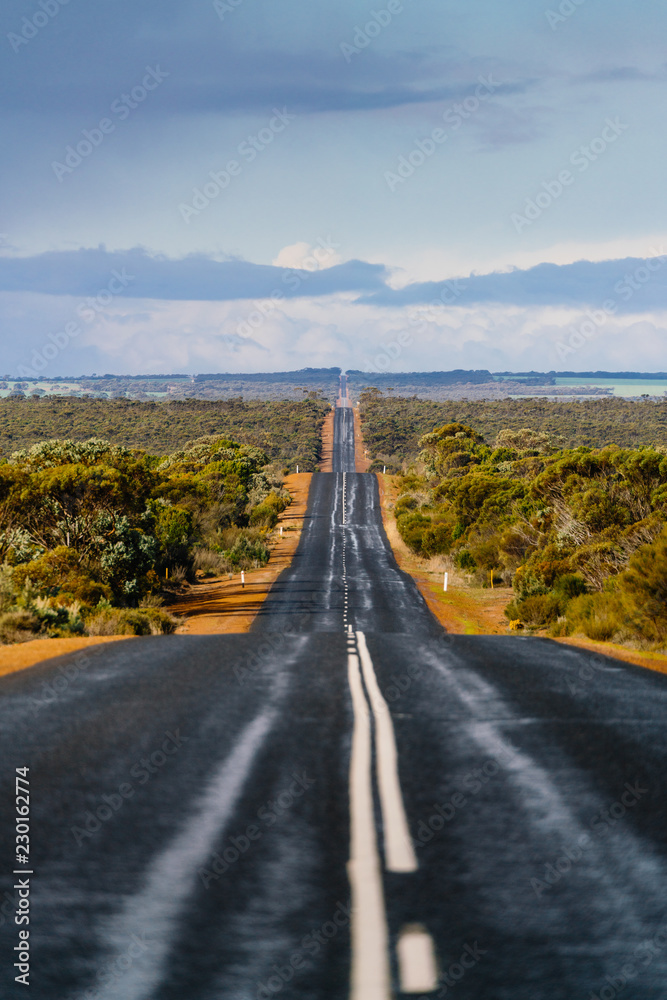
2;404;667;999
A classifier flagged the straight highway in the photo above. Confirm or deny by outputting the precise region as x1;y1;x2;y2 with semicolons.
1;399;667;998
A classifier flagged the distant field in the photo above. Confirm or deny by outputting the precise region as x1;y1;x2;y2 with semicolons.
0;368;341;403
553;377;667;397
0;397;330;470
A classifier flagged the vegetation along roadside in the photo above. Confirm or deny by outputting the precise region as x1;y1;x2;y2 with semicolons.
0;433;295;646
371;410;667;661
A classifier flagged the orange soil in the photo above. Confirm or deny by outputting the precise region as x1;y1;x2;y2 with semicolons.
320;409;334;472
0;636;133;677
354;406;371;472
168;472;311;634
376;473;667;675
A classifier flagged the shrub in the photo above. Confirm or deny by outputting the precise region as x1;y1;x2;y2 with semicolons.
0;609;41;644
86;607;178;636
549;617;574;637
224;533;269;569
397;512;433;554
454;549;477;572
192;548;230;577
11;547;112;605
249;490;290;529
553;573;588;600
566;593;625;643
616;526;667;641
505;593;562;628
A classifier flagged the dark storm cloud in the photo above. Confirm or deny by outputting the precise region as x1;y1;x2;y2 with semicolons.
0;247;389;300
0;0;531;117
3;249;667;316
359;256;667;313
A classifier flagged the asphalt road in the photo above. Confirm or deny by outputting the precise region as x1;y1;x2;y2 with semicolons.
2;405;667;999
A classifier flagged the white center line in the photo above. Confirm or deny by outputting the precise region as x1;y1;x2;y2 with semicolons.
347;644;392;999
397;924;439;993
356;631;418;873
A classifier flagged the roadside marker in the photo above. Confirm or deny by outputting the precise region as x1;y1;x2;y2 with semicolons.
444;572;448;592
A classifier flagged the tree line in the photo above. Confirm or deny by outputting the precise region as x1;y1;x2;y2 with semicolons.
0;435;291;643
359;391;667;471
390;420;667;647
0;397;330;470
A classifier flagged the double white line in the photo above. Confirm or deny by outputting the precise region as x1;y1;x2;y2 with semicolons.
346;631;438;997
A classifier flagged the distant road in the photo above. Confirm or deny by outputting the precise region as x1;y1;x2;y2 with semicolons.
2;390;667;998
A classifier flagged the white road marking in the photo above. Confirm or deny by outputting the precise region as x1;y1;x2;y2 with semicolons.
91;707;278;1000
356;631;418;873
342;472;346;524
347;646;392;999
397;924;439;993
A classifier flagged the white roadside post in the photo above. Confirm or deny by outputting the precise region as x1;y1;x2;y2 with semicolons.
241;571;245;588
444;572;448;592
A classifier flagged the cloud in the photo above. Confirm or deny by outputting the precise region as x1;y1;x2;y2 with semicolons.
3;247;667;325
272;241;342;269
0;0;536;119
0;247;388;301
360;255;667;313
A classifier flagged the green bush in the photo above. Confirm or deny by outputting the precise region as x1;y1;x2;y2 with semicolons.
565;593;625;642
0;609;41;644
86;607;178;636
454;550;477;572
249;490;290;528
616;526;667;641
224;533;269;569
505;593;562;628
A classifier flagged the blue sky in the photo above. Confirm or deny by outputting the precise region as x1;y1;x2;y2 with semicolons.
2;0;667;375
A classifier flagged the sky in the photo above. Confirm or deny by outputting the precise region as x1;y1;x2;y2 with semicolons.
2;0;667;376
